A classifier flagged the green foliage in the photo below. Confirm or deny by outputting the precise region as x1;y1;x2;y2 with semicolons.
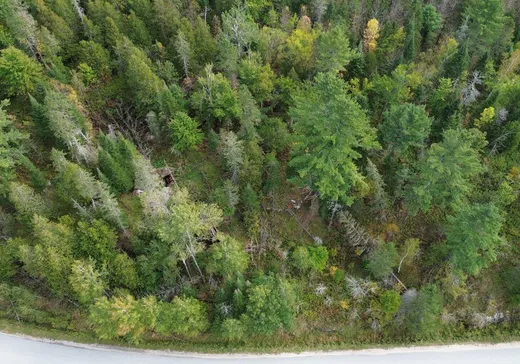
0;237;22;279
69;259;105;305
110;254;139;290
401;284;443;337
156;297;209;337
421;5;442;47
446;203;505;276
0;99;26;195
291;245;328;272
89;294;157;343
403;0;422;62
380;290;401;315
366;242;399;279
405;128;486;215
42;89;93;163
75;219;117;264
243;274;296;335
17;154;47;191
365;159;388;219
18;215;74;296
98;134;136;194
9;182;49;221
239;57;275;102
221;6;258;60
52;150;124;227
315;25;355;74
284;26;315;76
289;72;379;204
2;0;520;347
168;112;203;152
381;103;432;157
258;118;289;154
263;152;282;195
206;233;249;277
0;47;41;97
0;283;45;323
77;40;110;78
220;318;246;342
367;64;423;120
464;0;512;60
191;65;240;127
125;54;164;111
219;130;244;182
241;183;260;238
211;179;239;217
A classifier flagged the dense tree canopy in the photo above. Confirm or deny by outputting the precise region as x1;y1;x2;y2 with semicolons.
0;0;518;349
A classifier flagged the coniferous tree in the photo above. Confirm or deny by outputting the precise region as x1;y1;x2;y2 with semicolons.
289;72;379;205
446;203;505;276
403;0;423;62
405;128;486;215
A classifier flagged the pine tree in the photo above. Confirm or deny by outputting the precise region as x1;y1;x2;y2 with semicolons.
381;103;432;158
168;112;204;152
69;259;105;305
219;130;244;183
315;25;355;74
403;0;423;62
0;100;27;196
365;159;389;221
9;182;49;222
421;4;442;48
175;31;191;78
446;203;504;276
289;72;379;205
405;128;486;215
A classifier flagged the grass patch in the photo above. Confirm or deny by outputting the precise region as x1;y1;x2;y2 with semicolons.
1;318;520;354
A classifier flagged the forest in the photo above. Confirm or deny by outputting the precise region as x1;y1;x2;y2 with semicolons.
0;0;520;349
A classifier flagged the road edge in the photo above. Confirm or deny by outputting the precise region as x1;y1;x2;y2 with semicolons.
2;331;520;359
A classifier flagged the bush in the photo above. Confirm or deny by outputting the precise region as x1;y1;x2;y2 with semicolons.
366;243;399;279
292;245;329;272
220;318;246;342
243;274;296;335
89;295;157;343
156;297;209;337
0;47;42;97
380;290;401;315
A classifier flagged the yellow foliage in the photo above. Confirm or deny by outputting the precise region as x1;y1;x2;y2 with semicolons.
499;49;520;79
386;223;400;235
508;166;520;180
340;300;350;309
474;107;495;128
285;28;315;73
438;37;458;59
363;19;380;53
296;15;312;32
329;266;338;276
